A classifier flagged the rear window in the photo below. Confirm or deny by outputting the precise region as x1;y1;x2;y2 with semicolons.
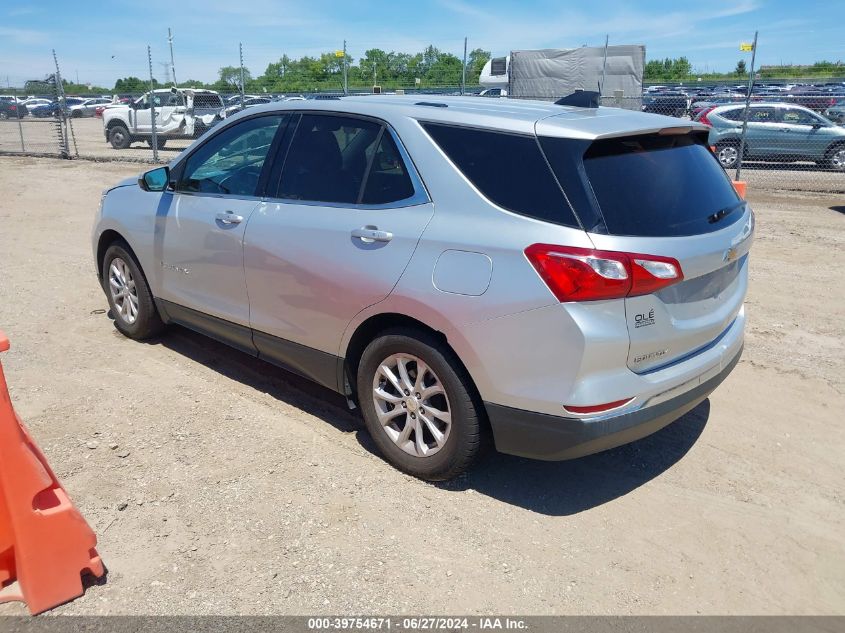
541;133;742;237
422;123;579;228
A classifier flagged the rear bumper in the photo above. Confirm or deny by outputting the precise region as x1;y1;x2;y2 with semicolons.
486;344;742;461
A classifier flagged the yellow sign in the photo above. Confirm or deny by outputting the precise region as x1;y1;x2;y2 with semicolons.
740;42;754;52
335;50;345;58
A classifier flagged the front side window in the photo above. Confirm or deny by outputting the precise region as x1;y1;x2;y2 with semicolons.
178;115;284;196
782;108;821;126
276;114;383;204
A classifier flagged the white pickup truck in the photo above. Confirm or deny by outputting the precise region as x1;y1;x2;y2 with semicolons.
102;88;226;149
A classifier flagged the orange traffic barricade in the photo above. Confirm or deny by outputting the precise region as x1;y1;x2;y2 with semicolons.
0;331;104;614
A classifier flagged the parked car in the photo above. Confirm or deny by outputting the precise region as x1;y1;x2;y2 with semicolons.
102;88;226;149
224;96;272;118
0;97;26;119
706;103;845;171
784;88;839;112
20;97;52;112
479;88;508;97
28;97;85;117
824;99;845;125
92;96;753;480
69;97;112;118
642;92;689;117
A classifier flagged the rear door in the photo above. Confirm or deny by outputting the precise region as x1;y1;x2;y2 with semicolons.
243;112;433;367
540;132;753;373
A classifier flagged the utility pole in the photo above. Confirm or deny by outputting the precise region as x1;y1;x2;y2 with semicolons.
148;45;159;162
343;39;348;95
373;62;377;87
168;28;178;87
239;42;246;109
461;36;467;95
736;30;758;182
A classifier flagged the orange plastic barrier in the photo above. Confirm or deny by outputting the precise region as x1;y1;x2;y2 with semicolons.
0;331;104;614
732;180;747;199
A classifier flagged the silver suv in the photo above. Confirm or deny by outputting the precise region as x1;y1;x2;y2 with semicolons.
92;96;753;480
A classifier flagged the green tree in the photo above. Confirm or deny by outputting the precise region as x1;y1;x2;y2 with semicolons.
216;65;251;92
735;59;747;75
467;48;491;83
114;76;152;92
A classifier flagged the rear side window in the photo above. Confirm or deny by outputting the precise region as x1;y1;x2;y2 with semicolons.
276;114;382;204
361;132;415;204
542;133;742;237
423;123;579;227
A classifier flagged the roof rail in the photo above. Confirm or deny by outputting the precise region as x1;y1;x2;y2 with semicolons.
554;91;600;108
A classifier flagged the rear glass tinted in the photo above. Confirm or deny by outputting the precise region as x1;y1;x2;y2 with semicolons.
423;123;579;227
541;134;742;237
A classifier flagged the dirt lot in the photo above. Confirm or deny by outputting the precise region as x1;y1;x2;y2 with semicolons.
0;156;843;615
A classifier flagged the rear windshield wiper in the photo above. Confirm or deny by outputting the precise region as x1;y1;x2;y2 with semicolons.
708;201;745;224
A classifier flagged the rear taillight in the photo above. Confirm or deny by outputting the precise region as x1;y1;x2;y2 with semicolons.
697;106;716;127
9;105;16;112
524;244;684;302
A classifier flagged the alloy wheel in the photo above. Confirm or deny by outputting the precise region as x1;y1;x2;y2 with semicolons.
108;257;139;325
372;353;452;458
718;145;738;168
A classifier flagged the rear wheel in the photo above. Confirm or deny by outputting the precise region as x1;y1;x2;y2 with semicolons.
109;124;131;149
102;243;164;340
715;141;740;169
357;328;483;481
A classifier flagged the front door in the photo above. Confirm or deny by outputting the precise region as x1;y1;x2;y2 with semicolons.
156;114;287;335
243;113;433;382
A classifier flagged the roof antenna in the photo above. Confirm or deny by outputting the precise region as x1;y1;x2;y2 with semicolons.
554;90;600;108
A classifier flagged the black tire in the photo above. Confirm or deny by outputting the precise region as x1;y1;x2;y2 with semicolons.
823;143;845;172
109;124;131;149
356;328;483;481
0;112;8;120
715;141;740;169
101;242;164;340
71;109;82;118
147;137;167;149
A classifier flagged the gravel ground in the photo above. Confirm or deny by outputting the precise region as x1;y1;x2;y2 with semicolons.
0;156;843;615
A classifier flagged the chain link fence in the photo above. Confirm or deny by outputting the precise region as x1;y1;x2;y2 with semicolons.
2;50;843;193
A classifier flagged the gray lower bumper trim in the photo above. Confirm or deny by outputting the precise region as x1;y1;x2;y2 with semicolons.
485;346;742;461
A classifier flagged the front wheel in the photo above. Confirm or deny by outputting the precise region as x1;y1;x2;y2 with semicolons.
824;145;845;172
357;328;483;481
108;124;131;149
102;243;164;340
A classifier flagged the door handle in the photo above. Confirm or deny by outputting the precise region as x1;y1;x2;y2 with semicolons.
216;211;243;225
352;227;393;243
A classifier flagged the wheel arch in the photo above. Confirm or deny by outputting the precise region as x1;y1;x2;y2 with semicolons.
96;229;141;283
342;312;486;420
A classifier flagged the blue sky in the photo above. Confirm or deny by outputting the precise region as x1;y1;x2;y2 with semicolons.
1;0;843;87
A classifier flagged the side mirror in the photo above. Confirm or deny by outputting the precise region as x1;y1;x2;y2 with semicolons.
138;166;170;192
